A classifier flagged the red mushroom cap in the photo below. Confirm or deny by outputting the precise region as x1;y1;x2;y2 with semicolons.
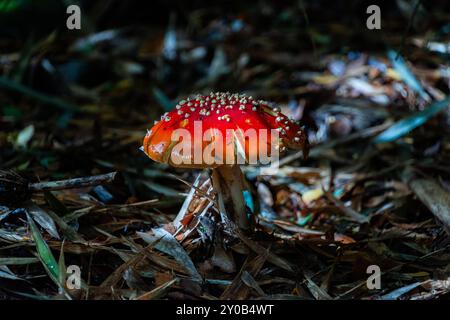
143;92;308;168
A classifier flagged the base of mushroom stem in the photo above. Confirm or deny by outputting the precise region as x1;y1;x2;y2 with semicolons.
211;165;252;232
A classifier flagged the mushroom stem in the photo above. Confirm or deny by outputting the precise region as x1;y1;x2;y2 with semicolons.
211;165;250;231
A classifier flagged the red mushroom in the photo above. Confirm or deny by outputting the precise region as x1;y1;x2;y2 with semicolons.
142;92;308;231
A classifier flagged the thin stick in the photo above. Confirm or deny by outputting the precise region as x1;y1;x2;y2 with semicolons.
278;121;392;167
29;172;117;192
403;169;450;234
323;188;368;224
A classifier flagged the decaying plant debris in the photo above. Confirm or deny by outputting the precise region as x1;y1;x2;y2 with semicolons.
0;1;450;300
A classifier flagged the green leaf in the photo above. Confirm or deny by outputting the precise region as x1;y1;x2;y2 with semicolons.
0;76;78;112
388;50;430;101
152;87;174;111
374;96;450;143
26;213;60;284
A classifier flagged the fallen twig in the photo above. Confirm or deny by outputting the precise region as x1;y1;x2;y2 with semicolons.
0;170;118;206
403;167;450;234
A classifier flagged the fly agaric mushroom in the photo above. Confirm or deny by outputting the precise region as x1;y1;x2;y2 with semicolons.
142;92;308;231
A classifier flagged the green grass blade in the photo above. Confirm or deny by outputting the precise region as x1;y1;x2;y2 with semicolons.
374;96;450;143
26;212;60;284
0;76;78;112
388;50;430;101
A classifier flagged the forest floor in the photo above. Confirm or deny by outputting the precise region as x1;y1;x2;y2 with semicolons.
0;1;450;300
